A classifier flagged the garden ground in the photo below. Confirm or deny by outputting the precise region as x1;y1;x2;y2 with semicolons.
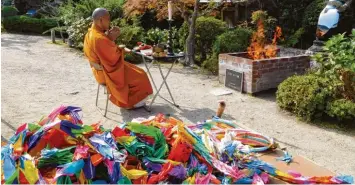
1;33;355;177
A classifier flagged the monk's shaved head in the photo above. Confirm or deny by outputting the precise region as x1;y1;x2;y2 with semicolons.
92;8;110;31
92;8;109;20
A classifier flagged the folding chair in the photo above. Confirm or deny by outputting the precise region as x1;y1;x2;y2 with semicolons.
96;83;109;117
90;62;109;117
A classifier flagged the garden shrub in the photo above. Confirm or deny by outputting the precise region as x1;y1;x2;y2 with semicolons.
277;0;313;40
213;28;252;54
67;17;92;48
195;16;227;63
145;27;181;52
113;18;145;49
250;10;277;41
326;99;355;121
283;28;305;47
301;0;326;33
179;16;227;65
202;28;252;75
276;74;337;121
58;0;124;27
55;0;125;48
2;16;57;34
145;28;166;45
313;31;355;101
1;6;18;18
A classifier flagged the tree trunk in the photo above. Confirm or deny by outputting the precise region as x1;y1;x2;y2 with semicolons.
184;0;199;66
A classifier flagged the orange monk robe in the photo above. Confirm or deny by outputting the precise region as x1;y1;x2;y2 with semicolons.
83;25;153;109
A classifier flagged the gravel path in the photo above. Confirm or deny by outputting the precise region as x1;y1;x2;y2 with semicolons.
2;33;355;177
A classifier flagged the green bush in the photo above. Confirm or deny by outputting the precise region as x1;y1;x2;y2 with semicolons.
314;31;355;77
302;0;326;32
144;27;181;52
313;31;355;100
213;28;252;54
326;99;355;121
202;28;252;74
195;16;227;62
67;17;92;48
277;0;313;39
1;6;18;18
114;18;144;49
179;16;227;65
283;28;305;47
2;16;57;34
250;10;277;40
145;28;166;45
276;74;337;121
58;0;124;27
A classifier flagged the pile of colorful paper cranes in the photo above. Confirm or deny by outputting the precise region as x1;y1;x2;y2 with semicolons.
1;106;353;184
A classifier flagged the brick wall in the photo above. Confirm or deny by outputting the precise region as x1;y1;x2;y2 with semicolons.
219;52;310;93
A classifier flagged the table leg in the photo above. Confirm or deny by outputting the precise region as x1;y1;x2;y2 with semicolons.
142;55;158;91
157;61;178;106
140;54;180;111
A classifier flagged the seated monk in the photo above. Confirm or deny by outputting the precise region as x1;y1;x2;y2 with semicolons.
84;8;153;109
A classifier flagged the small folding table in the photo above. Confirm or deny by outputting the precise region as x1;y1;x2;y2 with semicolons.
132;49;185;112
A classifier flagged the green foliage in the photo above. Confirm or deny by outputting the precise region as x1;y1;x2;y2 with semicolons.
55;0;125;48
202;28;252;75
1;6;18;18
213;28;252;54
278;0;313;36
202;54;219;75
178;22;188;51
58;0;124;26
250;10;277;43
195;16;227;62
314;31;355;78
57;0;77;26
67;17;92;48
114;18;144;49
302;0;327;32
1;22;5;32
278;30;355;123
144;27;181;51
276;74;337;121
251;10;267;23
2;16;57;34
326;99;355;121
313;31;355;101
283;28;305;47
145;28;166;45
179;16;227;64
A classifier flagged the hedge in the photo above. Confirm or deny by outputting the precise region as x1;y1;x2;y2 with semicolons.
1;6;18;18
2;16;57;34
276;74;336;121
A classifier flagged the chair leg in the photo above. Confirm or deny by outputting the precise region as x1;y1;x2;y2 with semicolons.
96;84;100;107
104;87;109;117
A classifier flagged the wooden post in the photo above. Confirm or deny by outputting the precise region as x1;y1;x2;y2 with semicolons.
51;29;56;43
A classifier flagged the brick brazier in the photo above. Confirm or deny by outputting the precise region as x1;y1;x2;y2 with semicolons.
219;51;310;93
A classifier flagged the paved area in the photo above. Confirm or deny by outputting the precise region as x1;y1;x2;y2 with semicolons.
1;33;355;177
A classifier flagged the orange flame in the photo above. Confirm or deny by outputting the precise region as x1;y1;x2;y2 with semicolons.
247;20;282;60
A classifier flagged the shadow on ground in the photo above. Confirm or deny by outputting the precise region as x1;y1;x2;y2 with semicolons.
100;102;235;125
252;88;277;102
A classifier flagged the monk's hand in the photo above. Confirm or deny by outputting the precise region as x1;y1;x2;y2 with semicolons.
107;26;120;41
